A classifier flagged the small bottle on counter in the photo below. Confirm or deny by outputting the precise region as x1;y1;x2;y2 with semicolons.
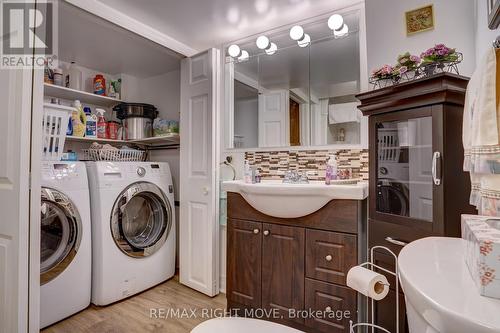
325;155;338;185
244;161;252;183
254;169;261;183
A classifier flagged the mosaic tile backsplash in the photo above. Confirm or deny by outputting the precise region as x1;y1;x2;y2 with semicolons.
245;149;369;181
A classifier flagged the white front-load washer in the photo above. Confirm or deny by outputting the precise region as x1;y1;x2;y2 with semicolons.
40;161;91;328
86;161;176;306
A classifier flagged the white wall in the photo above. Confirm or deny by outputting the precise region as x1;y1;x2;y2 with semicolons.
366;0;476;78
234;98;259;148
123;70;182;266
475;0;499;66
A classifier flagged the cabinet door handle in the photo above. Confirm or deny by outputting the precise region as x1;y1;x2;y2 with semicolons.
263;230;270;236
385;237;408;247
432;151;441;186
253;229;260;234
325;255;333;262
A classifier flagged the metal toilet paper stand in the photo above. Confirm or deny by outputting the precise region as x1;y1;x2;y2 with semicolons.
349;245;399;333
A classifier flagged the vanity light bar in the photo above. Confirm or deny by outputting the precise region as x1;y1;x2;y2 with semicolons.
227;44;249;62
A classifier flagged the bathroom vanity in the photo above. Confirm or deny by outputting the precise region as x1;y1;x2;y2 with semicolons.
224;181;368;333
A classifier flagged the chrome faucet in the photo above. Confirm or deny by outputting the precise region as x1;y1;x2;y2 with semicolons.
283;170;309;184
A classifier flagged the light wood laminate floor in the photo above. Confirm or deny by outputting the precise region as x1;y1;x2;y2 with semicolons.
42;277;226;333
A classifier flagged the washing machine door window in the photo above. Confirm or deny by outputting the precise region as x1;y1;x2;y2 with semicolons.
40;188;82;285
111;182;172;258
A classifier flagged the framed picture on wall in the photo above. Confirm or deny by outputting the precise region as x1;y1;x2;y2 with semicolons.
405;4;435;35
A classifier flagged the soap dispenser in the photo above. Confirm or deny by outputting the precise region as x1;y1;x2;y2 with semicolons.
244;161;251;183
325;155;338;185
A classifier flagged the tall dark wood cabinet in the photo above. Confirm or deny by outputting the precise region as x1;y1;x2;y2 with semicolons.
356;73;476;333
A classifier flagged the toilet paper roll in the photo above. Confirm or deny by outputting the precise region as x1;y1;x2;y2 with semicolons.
347;266;390;301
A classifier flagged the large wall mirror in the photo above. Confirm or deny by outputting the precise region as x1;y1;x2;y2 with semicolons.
224;6;367;150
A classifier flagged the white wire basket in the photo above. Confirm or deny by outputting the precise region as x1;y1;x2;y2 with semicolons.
42;103;74;161
82;148;146;162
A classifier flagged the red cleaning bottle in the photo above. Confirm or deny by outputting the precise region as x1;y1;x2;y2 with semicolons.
96;108;108;139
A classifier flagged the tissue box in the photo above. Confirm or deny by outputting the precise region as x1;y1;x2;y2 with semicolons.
462;214;500;299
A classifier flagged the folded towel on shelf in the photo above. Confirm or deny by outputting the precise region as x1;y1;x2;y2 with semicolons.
328;102;361;124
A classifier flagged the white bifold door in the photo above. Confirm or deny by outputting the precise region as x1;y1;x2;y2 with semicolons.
179;49;220;296
0;68;37;332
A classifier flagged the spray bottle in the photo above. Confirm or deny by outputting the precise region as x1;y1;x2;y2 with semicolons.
96;108;107;139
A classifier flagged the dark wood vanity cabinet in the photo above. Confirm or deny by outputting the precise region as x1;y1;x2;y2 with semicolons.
227;192;366;333
356;73;477;333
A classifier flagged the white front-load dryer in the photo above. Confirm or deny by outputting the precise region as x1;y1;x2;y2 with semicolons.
40;161;91;328
86;161;176;305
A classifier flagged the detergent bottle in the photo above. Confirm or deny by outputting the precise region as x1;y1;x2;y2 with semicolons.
71;100;86;137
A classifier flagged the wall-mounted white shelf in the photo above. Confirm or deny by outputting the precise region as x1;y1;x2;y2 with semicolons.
131;134;180;146
66;133;180;147
44;83;122;107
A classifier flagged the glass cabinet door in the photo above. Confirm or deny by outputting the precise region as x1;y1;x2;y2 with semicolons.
375;115;433;222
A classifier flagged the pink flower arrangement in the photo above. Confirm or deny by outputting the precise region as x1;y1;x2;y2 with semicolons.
371;64;394;80
396;52;421;70
421;44;458;63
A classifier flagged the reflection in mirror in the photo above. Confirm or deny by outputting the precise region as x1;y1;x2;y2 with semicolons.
226;9;363;150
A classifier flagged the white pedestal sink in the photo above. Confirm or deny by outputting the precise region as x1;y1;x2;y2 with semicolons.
222;180;368;218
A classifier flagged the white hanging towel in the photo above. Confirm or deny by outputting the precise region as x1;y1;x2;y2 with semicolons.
328;102;361;124
463;47;500;216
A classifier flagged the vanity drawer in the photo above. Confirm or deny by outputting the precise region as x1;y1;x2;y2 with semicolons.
306;229;357;285
304;279;356;333
369;218;432;256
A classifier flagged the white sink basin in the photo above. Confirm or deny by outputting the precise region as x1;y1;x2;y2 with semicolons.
398;237;500;333
222;179;368;218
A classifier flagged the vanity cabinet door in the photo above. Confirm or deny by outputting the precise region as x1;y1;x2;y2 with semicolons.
227;219;262;308
261;223;305;324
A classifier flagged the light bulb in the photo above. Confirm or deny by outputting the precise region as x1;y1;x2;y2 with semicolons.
238;50;249;61
256;35;270;50
289;25;304;41
265;42;277;55
328;14;344;31
334;24;349;38
228;44;241;57
298;33;310;47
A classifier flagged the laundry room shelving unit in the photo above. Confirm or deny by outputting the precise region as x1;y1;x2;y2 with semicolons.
65;133;180;147
44;83;122;107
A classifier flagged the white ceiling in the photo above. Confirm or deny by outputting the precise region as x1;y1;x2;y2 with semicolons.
59;2;184;77
97;0;361;51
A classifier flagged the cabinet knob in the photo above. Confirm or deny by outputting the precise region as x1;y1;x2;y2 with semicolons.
325;306;332;313
263;230;270;236
325;255;333;262
253;229;259;234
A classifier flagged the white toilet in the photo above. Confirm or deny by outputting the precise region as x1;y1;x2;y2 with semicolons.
398;237;500;333
192;317;304;333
